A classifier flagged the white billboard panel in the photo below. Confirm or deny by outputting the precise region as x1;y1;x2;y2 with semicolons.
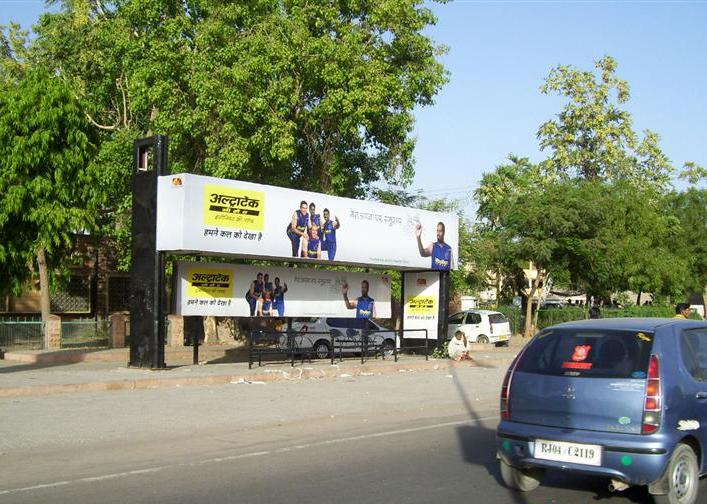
157;174;458;270
403;272;440;340
175;261;391;319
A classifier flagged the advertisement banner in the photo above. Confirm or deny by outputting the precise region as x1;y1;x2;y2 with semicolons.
403;272;440;340
175;261;391;318
157;174;458;270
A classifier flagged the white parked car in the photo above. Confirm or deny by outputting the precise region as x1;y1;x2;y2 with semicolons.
290;317;396;359
447;309;511;346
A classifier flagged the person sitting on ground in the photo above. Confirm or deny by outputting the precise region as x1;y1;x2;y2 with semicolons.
447;330;472;361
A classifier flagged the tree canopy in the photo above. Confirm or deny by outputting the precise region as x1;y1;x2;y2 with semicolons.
23;0;449;268
0;67;96;321
472;57;700;333
538;56;673;189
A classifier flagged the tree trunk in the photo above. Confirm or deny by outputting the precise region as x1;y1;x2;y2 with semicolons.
37;248;51;348
524;279;538;338
37;248;51;322
636;291;642;306
532;296;541;330
523;286;535;338
523;270;545;338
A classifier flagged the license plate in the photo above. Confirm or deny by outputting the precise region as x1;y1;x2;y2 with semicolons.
534;439;602;466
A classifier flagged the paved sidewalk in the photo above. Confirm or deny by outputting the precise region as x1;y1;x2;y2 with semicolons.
0;347;518;398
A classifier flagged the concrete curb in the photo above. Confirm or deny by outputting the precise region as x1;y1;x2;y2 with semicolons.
2;347;244;364
0;356;514;398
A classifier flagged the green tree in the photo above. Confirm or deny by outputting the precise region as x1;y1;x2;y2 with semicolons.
565;181;688;303
474;157;568;335
32;0;449;267
0;23;33;83
538;56;673;189
667;187;707;310
472;155;687;335
535;57;692;305
0;68;96;333
473;156;546;312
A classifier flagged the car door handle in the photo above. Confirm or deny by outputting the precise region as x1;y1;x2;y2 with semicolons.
696;392;707;400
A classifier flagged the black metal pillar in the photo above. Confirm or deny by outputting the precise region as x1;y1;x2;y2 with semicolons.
184;316;203;365
399;271;406;350
436;270;450;349
129;135;167;369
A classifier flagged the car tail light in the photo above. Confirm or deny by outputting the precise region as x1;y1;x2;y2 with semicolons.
500;351;525;420
642;355;661;434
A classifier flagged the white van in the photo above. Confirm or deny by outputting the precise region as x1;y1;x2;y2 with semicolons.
447;309;511;346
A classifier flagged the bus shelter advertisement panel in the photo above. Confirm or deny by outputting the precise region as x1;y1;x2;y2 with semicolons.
403;272;440;340
157;174;458;270
175;261;391;319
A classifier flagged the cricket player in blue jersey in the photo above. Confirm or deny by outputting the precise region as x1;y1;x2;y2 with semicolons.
259;291;274;317
321;208;340;261
306;226;322;259
273;277;288;316
342;280;376;319
263;273;274;297
245;272;265;316
309;202;321;231
416;222;454;270
287;201;309;257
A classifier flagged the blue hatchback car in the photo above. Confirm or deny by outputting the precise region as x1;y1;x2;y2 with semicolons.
496;318;707;504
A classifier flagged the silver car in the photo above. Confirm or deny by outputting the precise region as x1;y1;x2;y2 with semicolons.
290;317;396;359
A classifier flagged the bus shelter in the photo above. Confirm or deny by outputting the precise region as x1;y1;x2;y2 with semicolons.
129;136;458;369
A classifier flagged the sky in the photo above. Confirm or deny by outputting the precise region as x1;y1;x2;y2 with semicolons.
411;0;707;212
2;0;706;217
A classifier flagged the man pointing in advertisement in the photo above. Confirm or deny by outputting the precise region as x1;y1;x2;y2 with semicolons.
343;280;376;319
322;208;340;261
415;222;454;270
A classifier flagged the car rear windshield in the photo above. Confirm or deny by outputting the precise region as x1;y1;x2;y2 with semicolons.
516;329;654;379
489;314;508;324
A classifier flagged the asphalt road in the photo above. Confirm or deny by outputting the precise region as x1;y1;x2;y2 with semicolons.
1;366;706;504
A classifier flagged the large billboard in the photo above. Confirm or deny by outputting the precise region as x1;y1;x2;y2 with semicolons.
403;272;440;340
157;174;458;270
174;261;391;318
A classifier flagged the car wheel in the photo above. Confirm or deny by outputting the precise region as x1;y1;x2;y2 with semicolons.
313;340;331;360
652;444;699;504
382;339;395;356
499;459;543;492
477;335;489;344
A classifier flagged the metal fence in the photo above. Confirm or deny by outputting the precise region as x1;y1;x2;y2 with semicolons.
248;328;429;368
61;319;111;349
0;320;44;351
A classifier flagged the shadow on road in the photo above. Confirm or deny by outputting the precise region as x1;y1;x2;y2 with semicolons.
450;366;653;504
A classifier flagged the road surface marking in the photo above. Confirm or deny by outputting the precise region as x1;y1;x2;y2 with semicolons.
0;414;498;496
